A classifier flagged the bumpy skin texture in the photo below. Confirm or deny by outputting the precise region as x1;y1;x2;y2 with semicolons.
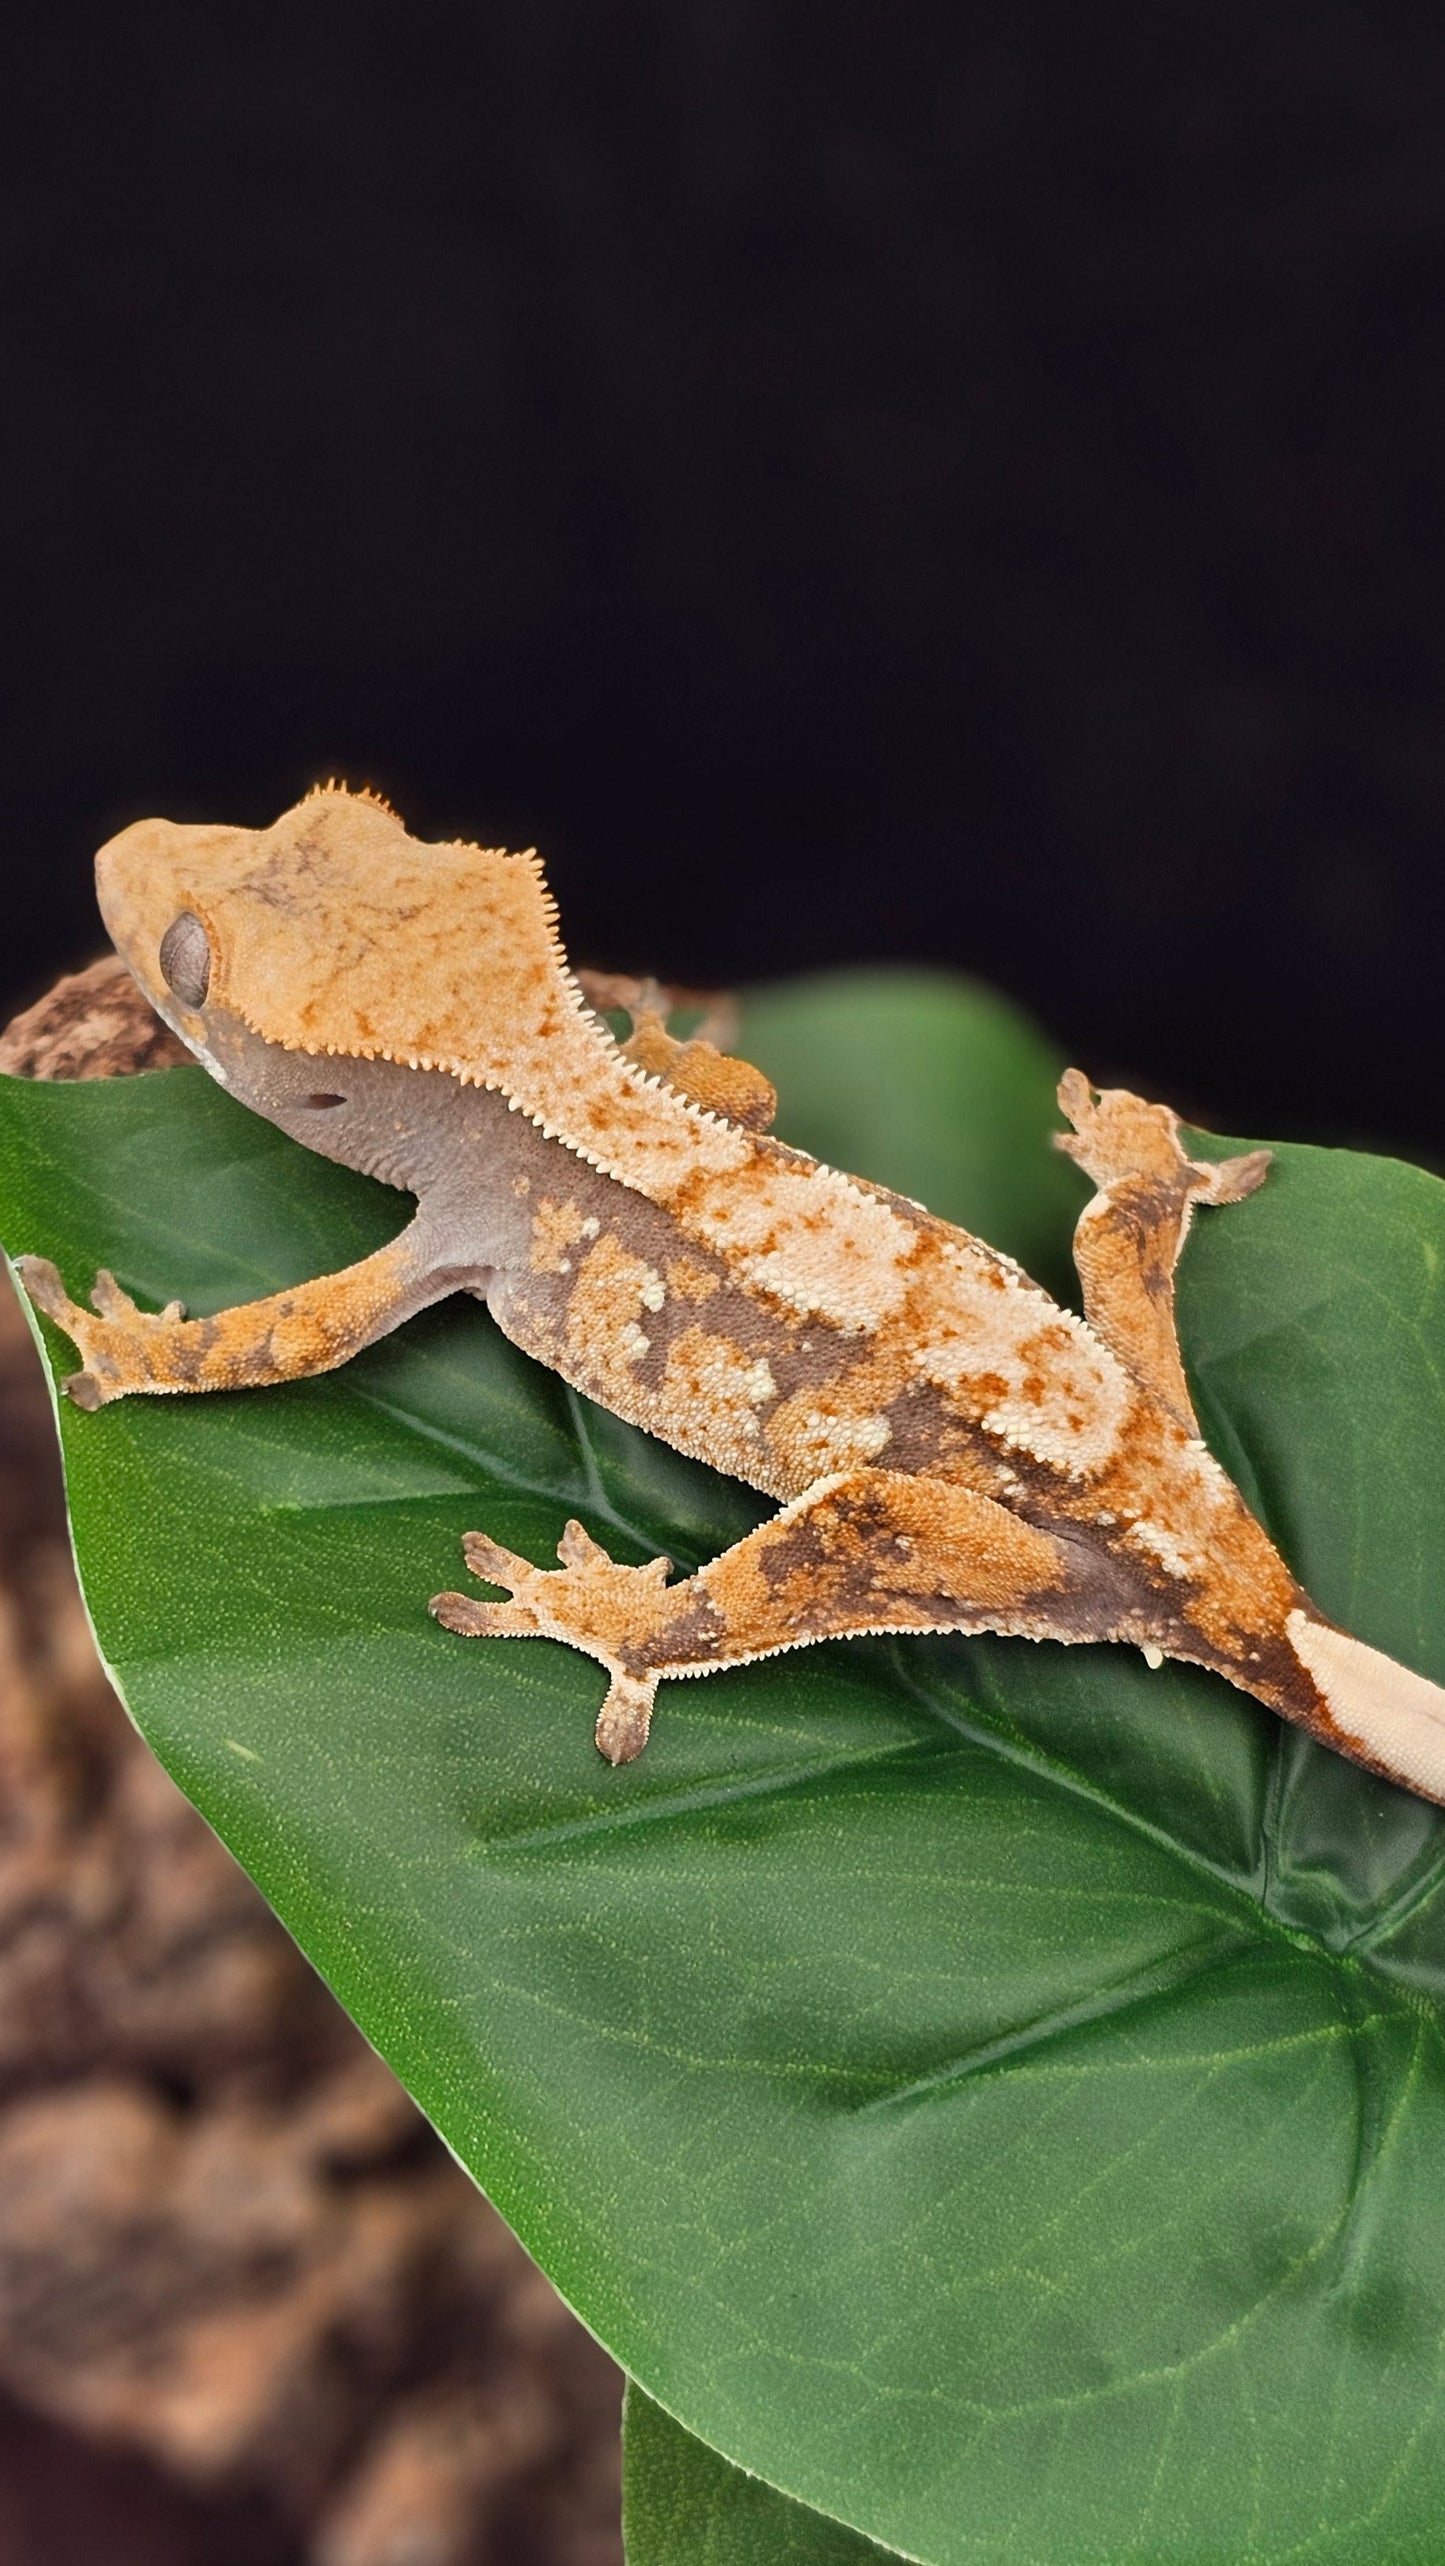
17;786;1445;1799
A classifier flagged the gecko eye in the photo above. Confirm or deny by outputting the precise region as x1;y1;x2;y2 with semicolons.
158;911;212;1010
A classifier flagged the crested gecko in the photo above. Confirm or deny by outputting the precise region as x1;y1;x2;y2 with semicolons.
15;786;1445;1800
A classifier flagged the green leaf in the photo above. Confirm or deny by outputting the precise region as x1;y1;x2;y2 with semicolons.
623;2385;900;2563
3;970;1445;2566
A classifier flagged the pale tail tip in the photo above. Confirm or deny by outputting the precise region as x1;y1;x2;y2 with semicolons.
1287;1609;1445;1803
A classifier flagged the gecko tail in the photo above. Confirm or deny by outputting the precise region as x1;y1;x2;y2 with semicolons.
1284;1609;1445;1804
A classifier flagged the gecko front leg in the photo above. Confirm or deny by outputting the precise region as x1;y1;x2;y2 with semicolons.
17;1217;480;1408
1055;1071;1271;1433
432;1470;1126;1761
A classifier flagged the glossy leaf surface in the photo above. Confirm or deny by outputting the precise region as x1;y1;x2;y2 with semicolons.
2;969;1445;2565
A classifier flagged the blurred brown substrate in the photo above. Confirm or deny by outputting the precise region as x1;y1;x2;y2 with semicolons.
0;965;623;2566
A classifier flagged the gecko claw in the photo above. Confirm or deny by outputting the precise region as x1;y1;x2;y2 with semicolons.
62;1369;105;1412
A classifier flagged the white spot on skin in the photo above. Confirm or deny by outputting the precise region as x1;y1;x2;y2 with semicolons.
620;1321;650;1362
657;1326;776;1449
782;1405;891;1475
640;1276;666;1312
1288;1611;1445;1800
580;1216;600;1237
1129;1518;1197;1580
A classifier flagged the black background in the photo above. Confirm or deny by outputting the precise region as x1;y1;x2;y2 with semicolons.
5;3;1444;1157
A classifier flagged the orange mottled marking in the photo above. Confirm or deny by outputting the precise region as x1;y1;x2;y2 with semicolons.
666;1257;722;1302
529;1196;593;1275
562;1233;666;1405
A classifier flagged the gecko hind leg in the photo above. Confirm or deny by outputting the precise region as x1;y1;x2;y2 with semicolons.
432;1469;1115;1763
1054;1071;1271;1434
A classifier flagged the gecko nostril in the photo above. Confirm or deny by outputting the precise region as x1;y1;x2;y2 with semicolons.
302;1092;347;1111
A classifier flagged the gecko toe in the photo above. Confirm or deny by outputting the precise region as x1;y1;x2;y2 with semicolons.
460;1530;535;1590
90;1269;139;1319
14;1256;73;1323
1055;1068;1095;1131
594;1672;657;1764
1201;1147;1272;1205
430;1588;540;1638
557;1518;612;1570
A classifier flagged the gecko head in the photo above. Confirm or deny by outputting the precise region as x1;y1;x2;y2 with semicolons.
94;783;581;1094
94;786;414;1048
95;808;271;1075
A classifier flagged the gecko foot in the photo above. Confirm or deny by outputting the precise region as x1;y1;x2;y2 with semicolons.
15;1256;111;1407
1055;1072;1271;1204
15;1255;190;1407
430;1518;674;1760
